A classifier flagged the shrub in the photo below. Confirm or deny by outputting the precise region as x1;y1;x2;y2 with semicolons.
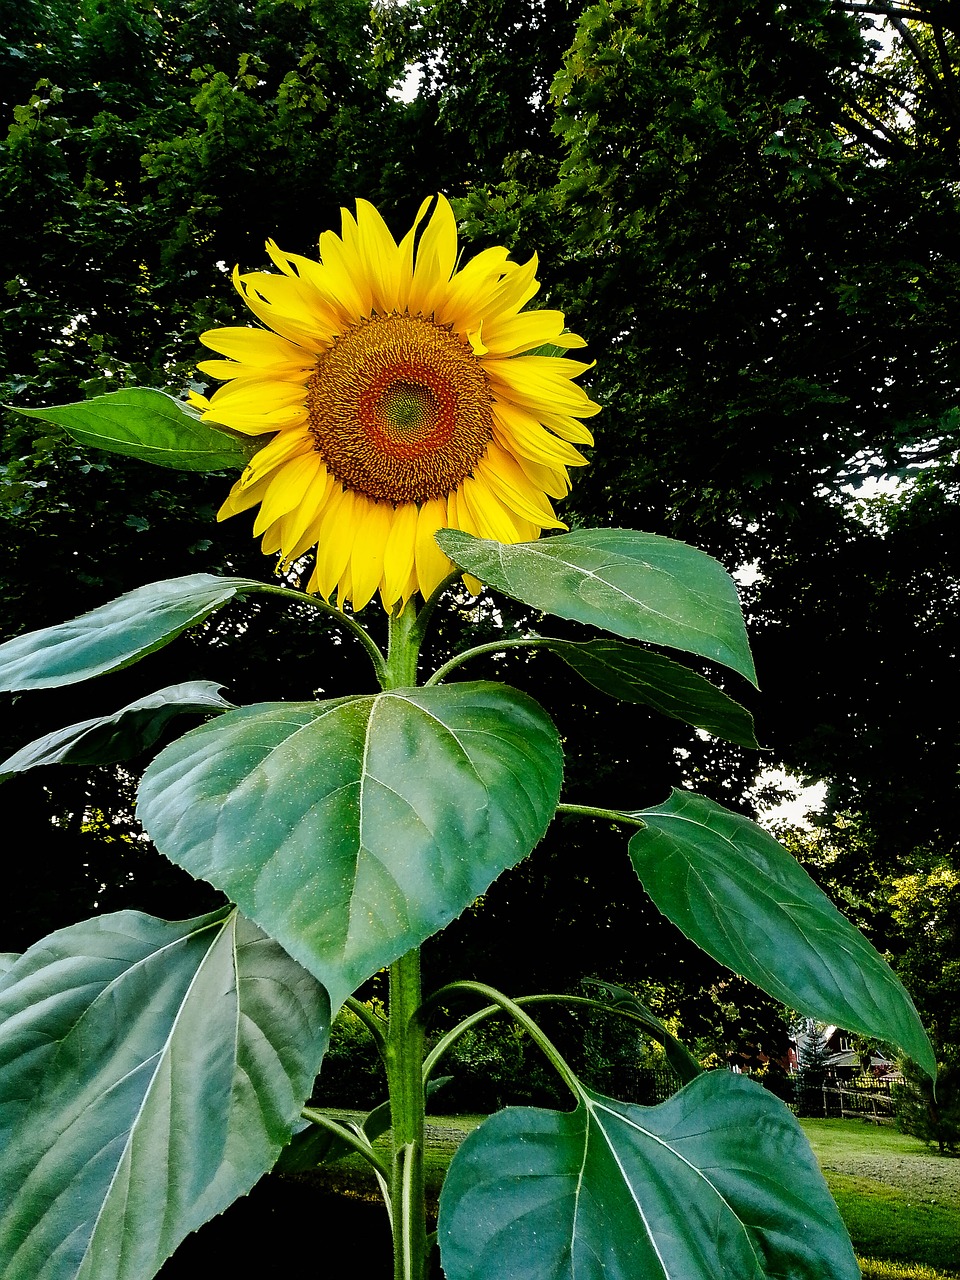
313;1003;386;1109
893;1059;960;1155
430;1017;567;1114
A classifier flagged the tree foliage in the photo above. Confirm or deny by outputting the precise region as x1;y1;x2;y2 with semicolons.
894;1058;960;1155
2;0;958;1065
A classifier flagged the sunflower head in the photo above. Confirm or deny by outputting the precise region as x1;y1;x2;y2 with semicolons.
196;195;599;611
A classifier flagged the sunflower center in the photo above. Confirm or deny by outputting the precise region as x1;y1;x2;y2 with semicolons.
306;313;493;505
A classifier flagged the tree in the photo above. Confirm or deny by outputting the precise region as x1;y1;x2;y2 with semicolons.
889;861;960;1058
757;473;960;871
894;1058;960;1155
794;1018;832;1116
3;0;958;1079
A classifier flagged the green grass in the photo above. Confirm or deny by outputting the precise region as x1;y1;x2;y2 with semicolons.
799;1118;960;1279
858;1263;960;1280
800;1118;944;1163
832;1172;960;1274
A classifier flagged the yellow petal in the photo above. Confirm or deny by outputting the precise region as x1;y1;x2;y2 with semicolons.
265;241;358;333
253;452;325;535
487;356;601;417
233;266;335;351
354;199;403;313
408;195;458;317
480;254;541;326
311;487;355;601
538;410;597;447
441;246;513;332
348;498;394;611
480;310;570;357
475;444;566;527
446;489;479;540
281;508;327;564
514;451;572;499
237;430;314;490
491;400;588;469
204;377;306;415
200;326;313;366
382;502;419;608
202;404;307;435
395;197;435;313
276;463;334;558
318;227;373;319
218;472;272;520
415;498;454;598
459;476;526;544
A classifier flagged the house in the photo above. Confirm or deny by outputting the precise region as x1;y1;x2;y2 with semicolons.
790;1022;898;1079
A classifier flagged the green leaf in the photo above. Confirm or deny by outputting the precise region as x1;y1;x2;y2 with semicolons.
11;389;259;471
0;955;19;978
438;1071;858;1280
627;790;936;1077
437;528;757;686
137;683;563;1008
0;681;234;781
0;574;268;691
275;1117;355;1173
0;907;330;1280
544;637;759;746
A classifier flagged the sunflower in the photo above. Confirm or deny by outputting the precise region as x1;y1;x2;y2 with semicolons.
195;195;599;611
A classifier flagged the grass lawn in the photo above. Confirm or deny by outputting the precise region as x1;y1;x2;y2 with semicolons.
297;1112;960;1277
797;1118;960;1278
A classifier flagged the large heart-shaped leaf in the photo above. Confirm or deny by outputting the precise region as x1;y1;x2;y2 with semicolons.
543;637;758;746
438;1071;858;1279
13;388;258;471
628;789;936;1077
0;907;329;1280
0;574;269;691
137;683;562;1008
0;681;234;781
437;528;757;685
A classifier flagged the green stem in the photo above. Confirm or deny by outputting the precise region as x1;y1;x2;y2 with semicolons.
422;993;701;1086
382;602;423;690
259;583;388;685
420;980;581;1101
382;607;428;1280
424;635;549;686
386;948;427;1280
300;1107;391;1180
344;995;388;1058
557;801;647;826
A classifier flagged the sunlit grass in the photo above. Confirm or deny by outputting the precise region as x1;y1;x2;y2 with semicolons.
858;1260;960;1279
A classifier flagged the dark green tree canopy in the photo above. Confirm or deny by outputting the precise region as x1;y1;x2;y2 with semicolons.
2;0;958;1053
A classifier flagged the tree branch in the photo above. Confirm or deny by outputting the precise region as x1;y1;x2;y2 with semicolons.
837;105;911;155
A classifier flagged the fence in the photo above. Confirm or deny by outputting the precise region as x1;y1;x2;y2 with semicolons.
582;1064;682;1106
809;1074;898;1122
599;1068;900;1119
